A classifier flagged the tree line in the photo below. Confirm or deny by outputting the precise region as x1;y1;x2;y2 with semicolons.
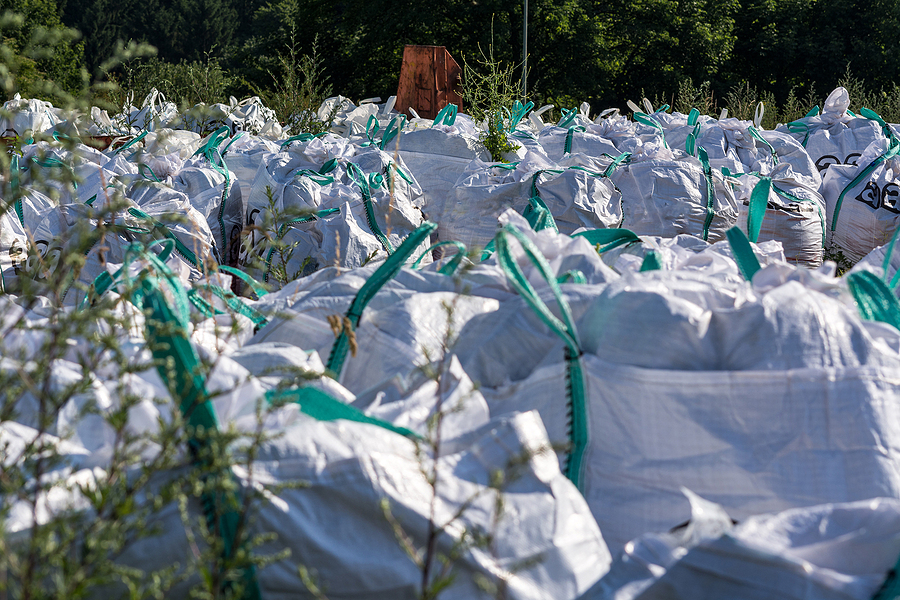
2;0;900;116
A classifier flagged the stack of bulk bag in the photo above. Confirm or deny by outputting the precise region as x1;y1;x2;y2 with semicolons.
736;164;826;267
822;110;900;262
610;144;739;241
0;95;61;136
242;145;427;282
441;152;623;249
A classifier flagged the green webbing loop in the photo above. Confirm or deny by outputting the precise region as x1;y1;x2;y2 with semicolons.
219;265;268;299
127;206;205;270
772;185;826;248
847;270;900;331
10;154;24;226
221;131;245;156
363;115;380;147
572;228;641;253
139;276;261;600
194;283;269;329
494;223;587;489
492;161;520;171
805;105;820;118
411;240;467;276
603;152;632;177
432;104;459;127
563;126;586;154
558;108;577;129
639;250;662;271
266;386;419;438
685;122;701;157
280;133;318;149
556;269;587;284
687;108;700;126
726;226;761;281
747;176;772;243
386;161;415;186
633;112;669;149
379;115;406;150
526;171;561;233
114;130;148;156
325;221;437;377
138;163;161;182
698;147;717;241
194;125;231;159
346;162;394;255
861;107;900;144
748;126;778;165
832;135;900;232
508;100;534;131
786;121;811;147
292;168;335;186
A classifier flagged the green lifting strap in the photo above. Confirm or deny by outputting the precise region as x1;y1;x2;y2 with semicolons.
748;126;778;165
508;100;534;131
747;176;772;243
773;185;826;248
847;270;900;332
266;386;418;438
685;122;701;157
726;226;762;282
432;104;459;127
346;162;394;255
786;121;811;147
633;112;669;149
194;125;234;263
558;108;578;129
411;240;467;276
219;265;269;299
325;221;437;377
379;115;406;150
114;130;148;156
572;228;641;253
494;223;588;489
805;105;820;118
556;269;587;284
564;126;587;154
139;276;261;600
10;154;24;226
687;108;700;127
126;206;205;270
698;147;717;241
639;250;662;271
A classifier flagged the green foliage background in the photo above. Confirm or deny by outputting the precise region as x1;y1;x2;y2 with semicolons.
7;0;900;115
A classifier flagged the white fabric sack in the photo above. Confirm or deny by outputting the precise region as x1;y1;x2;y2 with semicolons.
611;149;738;242
736;165;826;267
395;126;490;220
483;261;900;553
584;493;900;600
822;136;900;262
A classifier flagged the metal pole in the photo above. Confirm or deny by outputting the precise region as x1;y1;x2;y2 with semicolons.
522;0;528;100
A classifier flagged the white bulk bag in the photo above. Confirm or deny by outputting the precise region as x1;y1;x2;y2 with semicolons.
584;493;900;600
611;147;739;242
736;165;826;267
822;130;900;262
